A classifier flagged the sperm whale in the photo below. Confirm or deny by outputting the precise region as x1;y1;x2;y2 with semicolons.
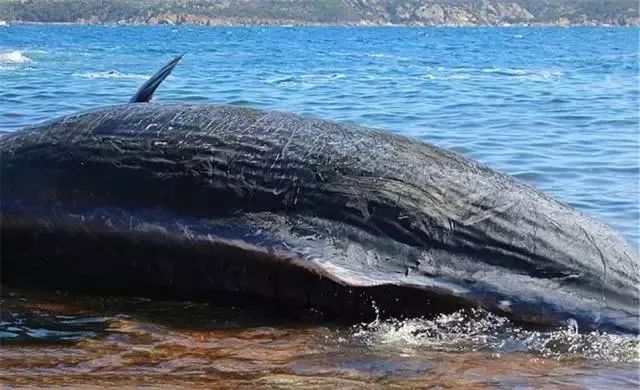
1;55;638;333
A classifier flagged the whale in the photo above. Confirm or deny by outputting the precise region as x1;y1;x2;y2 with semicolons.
1;55;638;333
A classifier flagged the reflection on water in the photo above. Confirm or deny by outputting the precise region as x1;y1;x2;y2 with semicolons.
1;288;638;388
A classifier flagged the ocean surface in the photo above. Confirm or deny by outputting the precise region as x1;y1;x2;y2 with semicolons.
1;25;639;388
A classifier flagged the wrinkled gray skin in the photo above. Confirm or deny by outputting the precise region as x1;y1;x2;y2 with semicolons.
1;103;639;333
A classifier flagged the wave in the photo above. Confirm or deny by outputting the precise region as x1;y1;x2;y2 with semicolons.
423;74;470;81
480;67;564;79
300;73;347;80
482;67;529;76
0;50;30;63
423;66;564;81
267;76;296;84
72;71;148;80
266;73;347;87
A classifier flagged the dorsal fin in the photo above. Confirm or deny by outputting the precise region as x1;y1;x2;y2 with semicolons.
129;53;185;103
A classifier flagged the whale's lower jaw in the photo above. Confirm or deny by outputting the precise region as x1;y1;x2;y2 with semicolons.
3;205;637;335
1;219;476;322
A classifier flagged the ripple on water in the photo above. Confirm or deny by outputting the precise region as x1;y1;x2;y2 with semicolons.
72;70;148;79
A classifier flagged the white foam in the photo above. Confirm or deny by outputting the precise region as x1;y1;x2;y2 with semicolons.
351;308;639;362
0;50;30;63
73;71;148;80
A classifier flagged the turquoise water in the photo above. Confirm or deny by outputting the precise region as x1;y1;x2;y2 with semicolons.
1;26;638;246
0;26;639;387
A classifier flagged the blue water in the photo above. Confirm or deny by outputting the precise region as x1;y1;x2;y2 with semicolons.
1;26;638;248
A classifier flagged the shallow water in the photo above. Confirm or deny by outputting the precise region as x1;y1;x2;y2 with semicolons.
1;25;639;387
1;289;638;388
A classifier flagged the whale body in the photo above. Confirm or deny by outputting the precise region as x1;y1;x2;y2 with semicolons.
1;57;638;333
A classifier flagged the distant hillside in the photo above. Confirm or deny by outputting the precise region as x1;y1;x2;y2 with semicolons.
1;0;638;26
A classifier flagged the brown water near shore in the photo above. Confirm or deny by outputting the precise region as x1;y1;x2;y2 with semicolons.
1;288;638;389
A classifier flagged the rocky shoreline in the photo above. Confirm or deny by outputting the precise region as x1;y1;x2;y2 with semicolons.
8;19;639;27
2;0;638;27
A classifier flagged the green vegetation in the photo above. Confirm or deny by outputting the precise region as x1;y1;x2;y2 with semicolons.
0;0;637;25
